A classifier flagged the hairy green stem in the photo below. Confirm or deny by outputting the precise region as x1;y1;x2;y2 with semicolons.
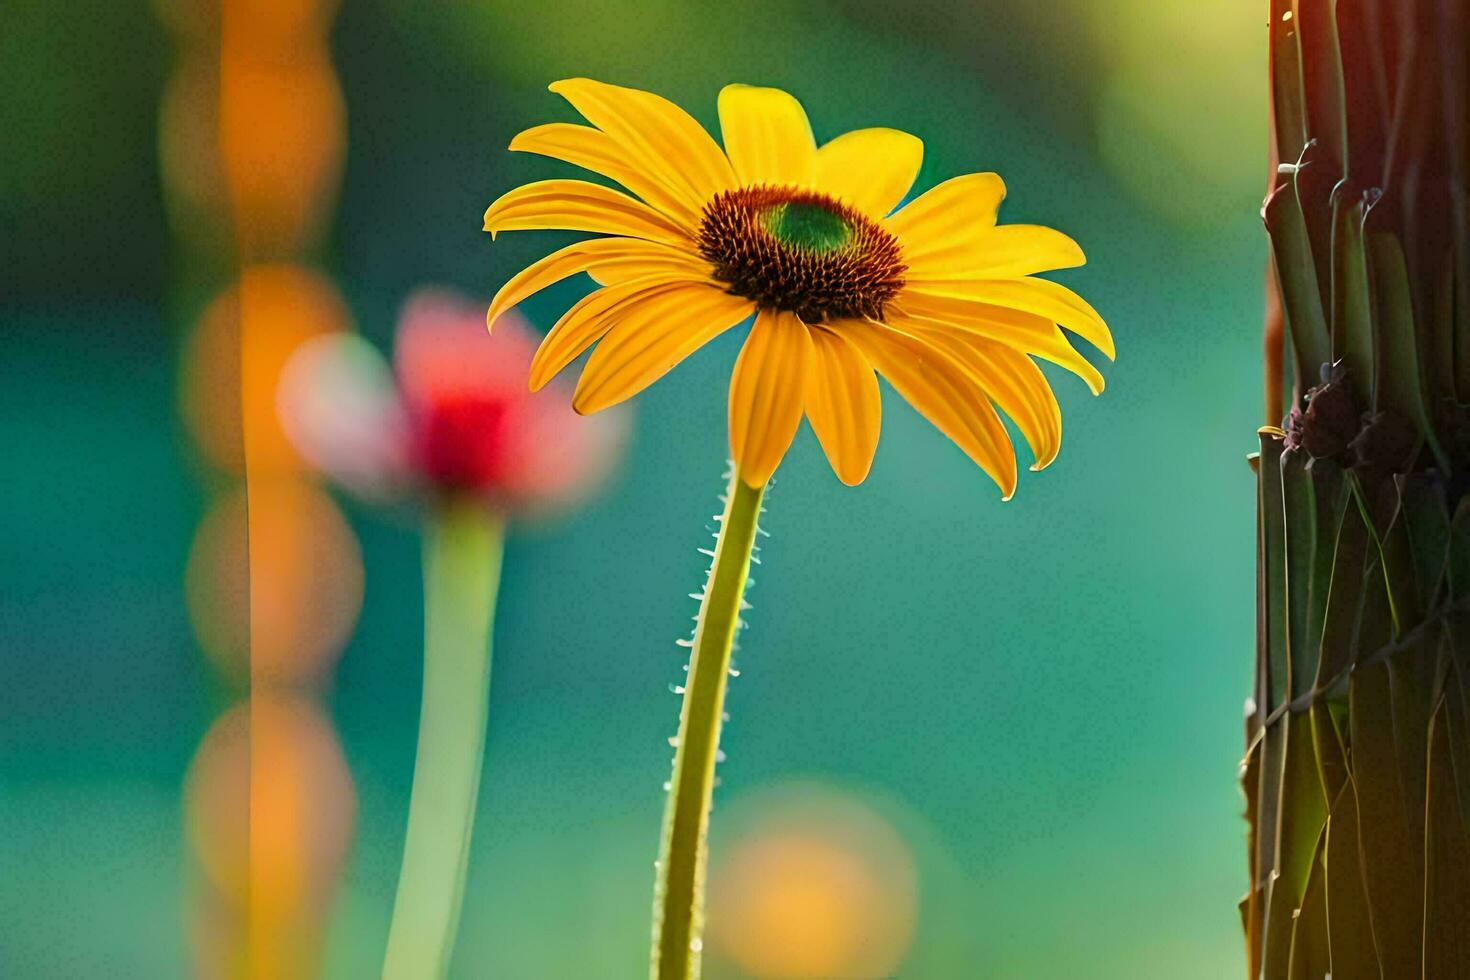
651;471;764;980
382;499;504;980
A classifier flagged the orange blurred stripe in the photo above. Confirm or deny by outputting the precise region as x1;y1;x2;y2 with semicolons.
184;696;356;979
166;2;359;976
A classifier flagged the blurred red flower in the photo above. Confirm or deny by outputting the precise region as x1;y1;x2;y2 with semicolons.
279;288;627;515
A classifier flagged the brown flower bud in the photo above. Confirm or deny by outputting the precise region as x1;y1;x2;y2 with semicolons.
1298;380;1360;460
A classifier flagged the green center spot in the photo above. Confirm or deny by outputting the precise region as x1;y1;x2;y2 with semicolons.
762;201;852;252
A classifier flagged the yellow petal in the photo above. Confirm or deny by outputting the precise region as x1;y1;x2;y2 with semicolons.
804;326;881;485
549;78;734;212
884;172;1006;255
905;277;1114;359
529;276;695;390
894;289;1107;394
572;285;755;413
718;84;816;187
728;309;815;487
484;179;691;247
960;341;1062;471
900;224;1085;280
887;312;1061;470
488;238;710;328
813;128;923;219
586;249;713;286
840;317;1018;498
509;123;703;229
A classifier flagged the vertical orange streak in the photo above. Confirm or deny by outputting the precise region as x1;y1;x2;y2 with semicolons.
216;9;266;968
236;272;291;980
217;3;353;977
167;0;354;975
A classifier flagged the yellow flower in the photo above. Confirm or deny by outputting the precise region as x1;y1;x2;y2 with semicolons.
484;79;1113;496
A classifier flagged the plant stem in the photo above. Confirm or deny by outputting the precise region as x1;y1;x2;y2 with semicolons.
382;498;504;980
651;470;765;980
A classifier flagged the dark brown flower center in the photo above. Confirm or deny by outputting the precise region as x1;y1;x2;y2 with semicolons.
696;186;906;323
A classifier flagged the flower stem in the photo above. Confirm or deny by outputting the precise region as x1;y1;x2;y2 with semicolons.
382;499;504;980
652;470;765;980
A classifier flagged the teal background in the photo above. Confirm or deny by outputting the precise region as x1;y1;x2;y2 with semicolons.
1;1;1265;976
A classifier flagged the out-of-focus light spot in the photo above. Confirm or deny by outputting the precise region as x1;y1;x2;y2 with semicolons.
159;50;345;259
184;702;250;902
180;264;351;476
219;52;345;256
223;0;339;51
184;481;362;687
277;332;412;504
708;786;918;979
183;695;356;979
237;265;353;474
1089;1;1266;228
179;276;246;474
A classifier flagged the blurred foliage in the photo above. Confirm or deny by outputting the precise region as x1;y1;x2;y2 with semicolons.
1;0;169;299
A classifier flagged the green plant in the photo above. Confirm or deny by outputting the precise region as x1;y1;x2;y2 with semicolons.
1245;1;1470;975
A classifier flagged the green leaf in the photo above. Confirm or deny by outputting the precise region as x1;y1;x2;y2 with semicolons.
1283;450;1318;700
1309;701;1348;820
1293;0;1346;175
1350;657;1424;977
1285;831;1330;980
1442;609;1470;840
1278;711;1330;902
1380;500;1426;629
1314;488;1369;688
1266;185;1332;392
1368;233;1443;463
1331;195;1375;403
1306;458;1350;674
1241;734;1266;980
1262;433;1291;713
1424;696;1470;975
1399;474;1451;610
1269;0;1307;167
1322;780;1381;978
1258;719;1293;977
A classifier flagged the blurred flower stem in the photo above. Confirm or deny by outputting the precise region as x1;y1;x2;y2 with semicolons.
383;498;503;980
653;471;764;980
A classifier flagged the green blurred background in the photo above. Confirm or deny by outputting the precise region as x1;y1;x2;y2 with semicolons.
1;0;1266;976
